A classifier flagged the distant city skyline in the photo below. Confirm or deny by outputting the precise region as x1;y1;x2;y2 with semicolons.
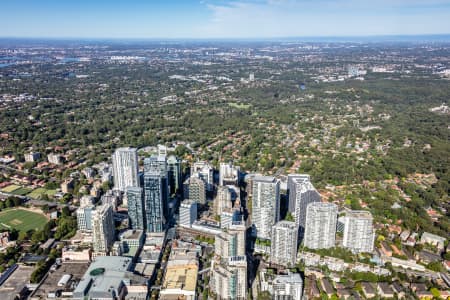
1;0;450;39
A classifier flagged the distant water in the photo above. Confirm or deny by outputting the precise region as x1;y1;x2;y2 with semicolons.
60;57;80;63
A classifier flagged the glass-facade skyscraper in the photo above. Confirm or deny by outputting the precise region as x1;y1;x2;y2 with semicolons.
126;186;145;230
143;156;167;232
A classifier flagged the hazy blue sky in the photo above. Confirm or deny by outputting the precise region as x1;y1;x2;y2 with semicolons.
1;0;450;38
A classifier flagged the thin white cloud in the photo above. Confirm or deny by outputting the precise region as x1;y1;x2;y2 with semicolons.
193;0;450;37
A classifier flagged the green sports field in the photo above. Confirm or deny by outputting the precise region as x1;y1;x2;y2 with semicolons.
0;209;48;232
27;188;57;199
1;184;21;193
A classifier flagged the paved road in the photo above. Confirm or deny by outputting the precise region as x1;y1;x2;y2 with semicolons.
26;198;76;210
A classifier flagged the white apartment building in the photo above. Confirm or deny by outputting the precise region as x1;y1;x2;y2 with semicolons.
343;211;375;253
304;202;337;249
270;221;298;267
251;176;280;240
112;147;139;192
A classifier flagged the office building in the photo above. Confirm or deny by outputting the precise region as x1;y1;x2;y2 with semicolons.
220;208;242;229
213;256;247;300
61;178;75;194
160;244;199;300
92;203;115;254
215;221;246;258
191;161;214;191
251;176;280;240
72;256;146;300
126;186;145;230
143;156;166;232
179;200;197;227
287;174;321;238
47;153;63;165
272;273;303;300
304;202;337;249
270;221;298;267
167;155;182;195
118;229;144;257
219;162;240;186
183;176;206;205
215;186;233;216
112;147;139;192
76;205;94;232
158;144;168;156
101;190;120;211
342;211;375;253
24;151;40;162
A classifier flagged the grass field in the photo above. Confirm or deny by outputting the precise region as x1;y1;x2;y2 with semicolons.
11;187;33;196
27;188;55;199
228;102;251;109
1;184;21;193
0;208;47;232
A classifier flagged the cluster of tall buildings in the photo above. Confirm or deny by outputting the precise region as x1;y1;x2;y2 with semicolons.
74;146;375;299
76;200;115;256
247;173;374;269
113;147;182;234
76;147;183;256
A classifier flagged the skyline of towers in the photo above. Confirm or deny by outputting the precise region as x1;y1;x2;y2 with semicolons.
251;175;280;240
270;220;298;267
303;202;338;249
112;147;139;192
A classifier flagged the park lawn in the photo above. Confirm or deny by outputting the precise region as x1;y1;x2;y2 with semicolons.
1;184;21;193
46;189;57;197
27;188;47;199
228;102;251;109
0;208;47;232
11;187;33;196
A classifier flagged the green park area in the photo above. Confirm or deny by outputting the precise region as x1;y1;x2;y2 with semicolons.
1;184;21;193
228;102;251;109
11;187;33;196
1;184;57;200
0;208;48;232
27;188;57;199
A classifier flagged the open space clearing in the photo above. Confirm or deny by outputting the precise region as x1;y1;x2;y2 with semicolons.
0;208;47;232
1;184;21;193
10;187;33;196
228;102;252;109
27;188;56;199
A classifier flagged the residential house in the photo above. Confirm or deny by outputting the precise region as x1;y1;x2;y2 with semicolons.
361;282;376;299
320;278;335;298
377;282;395;298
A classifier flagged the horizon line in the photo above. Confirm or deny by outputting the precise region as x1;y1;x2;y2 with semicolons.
1;33;450;42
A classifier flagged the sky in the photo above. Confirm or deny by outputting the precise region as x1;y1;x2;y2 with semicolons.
1;0;450;39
